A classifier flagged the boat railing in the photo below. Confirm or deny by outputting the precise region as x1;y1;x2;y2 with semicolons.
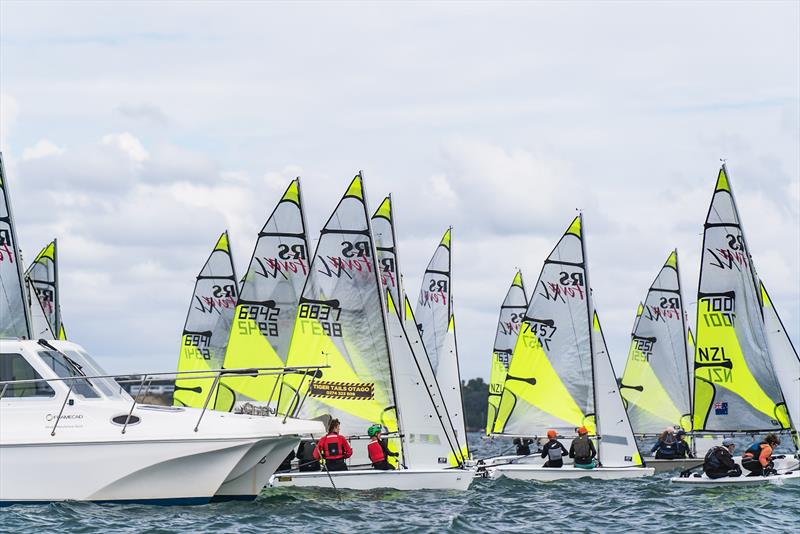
0;364;329;436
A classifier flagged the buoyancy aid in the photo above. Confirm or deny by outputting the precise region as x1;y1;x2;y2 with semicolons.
572;436;593;458
315;433;352;461
368;439;385;463
546;440;564;461
703;446;730;471
743;442;773;466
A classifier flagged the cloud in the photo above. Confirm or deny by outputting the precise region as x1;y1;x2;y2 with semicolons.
21;139;65;160
101;132;149;165
116;102;169;125
0;92;19;154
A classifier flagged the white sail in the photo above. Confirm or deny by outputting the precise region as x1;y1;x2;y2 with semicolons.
0;153;32;339
414;229;469;459
592;312;644;467
372;196;403;317
385;292;462;468
760;282;799;445
26;277;55;339
693;166;788;434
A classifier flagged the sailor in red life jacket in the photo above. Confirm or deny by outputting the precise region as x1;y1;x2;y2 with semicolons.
367;424;399;470
313;418;352;471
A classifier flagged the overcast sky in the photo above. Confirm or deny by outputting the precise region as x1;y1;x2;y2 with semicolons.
1;1;798;381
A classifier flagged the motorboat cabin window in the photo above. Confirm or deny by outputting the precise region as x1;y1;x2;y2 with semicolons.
0;353;56;398
38;350;100;399
59;347;130;401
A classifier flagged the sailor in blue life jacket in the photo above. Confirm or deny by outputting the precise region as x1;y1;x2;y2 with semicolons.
367;424;398;470
702;438;742;479
650;426;679;459
569;427;597;469
674;429;694;458
742;434;780;477
313;418;353;471
541;430;568;468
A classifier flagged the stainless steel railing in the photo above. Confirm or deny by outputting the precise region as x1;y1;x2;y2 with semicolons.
0;364;327;436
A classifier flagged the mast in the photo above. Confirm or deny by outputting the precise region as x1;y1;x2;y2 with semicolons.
673;248;693;431
53;238;61;336
579;212;599;444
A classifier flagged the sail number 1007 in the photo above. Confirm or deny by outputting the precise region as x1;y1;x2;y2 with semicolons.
298;303;343;337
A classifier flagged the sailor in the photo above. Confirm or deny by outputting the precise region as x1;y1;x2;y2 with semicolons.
650;426;679;459
297;439;321;472
741;434;780;477
569;427;597;469
313;418;352;471
513;437;534;456
674;429;694;459
702;438;741;479
366;424;399;470
540;430;568;468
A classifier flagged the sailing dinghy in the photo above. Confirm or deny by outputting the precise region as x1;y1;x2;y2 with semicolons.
24;239;63;340
269;178;472;490
620;250;701;473
487;215;653;481
672;165;798;485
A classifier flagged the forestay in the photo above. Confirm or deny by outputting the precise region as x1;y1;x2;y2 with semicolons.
621;250;692;435
217;179;310;412
415;229;469;460
0;153;32;339
173;231;239;408
486;270;527;435
593;312;644;467
25;240;61;337
760;282;799;448
279;175;401;466
693;166;788;433
493;215;595;437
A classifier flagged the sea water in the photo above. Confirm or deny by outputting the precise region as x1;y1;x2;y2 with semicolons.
2;433;798;533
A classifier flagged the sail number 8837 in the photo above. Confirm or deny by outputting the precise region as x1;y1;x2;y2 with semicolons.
298;303;343;337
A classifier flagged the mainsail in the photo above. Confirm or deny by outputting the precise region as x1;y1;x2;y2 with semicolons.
693;166;789;433
217;179;310;412
173;231;239;408
26;277;55;339
0;153;32;339
279;174;401;466
371;196;403;316
25;239;61;337
493;215;595;436
415;229;469;460
760;281;799;447
621;250;692;435
486;270;527;435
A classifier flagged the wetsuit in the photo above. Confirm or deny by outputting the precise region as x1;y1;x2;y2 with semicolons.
703;446;741;479
742;442;774;477
675;438;694;459
368;438;399;470
297;440;321;472
650;435;678;459
314;432;353;471
513;438;533;456
541;439;568;468
569;436;597;468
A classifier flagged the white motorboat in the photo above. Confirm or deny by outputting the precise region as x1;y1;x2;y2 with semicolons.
0;339;324;505
270;467;474;490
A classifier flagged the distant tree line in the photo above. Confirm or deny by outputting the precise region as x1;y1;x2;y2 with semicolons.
461;378;488;432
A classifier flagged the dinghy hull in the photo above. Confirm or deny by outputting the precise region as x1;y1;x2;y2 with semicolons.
488;464;654;481
648;458;703;473
670;471;800;486
269;468;474;490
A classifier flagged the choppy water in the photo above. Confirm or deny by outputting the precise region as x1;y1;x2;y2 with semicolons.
3;433;799;533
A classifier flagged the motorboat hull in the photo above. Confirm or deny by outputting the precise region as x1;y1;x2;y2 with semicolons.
269;468;474;490
488;464;654;481
212;435;299;501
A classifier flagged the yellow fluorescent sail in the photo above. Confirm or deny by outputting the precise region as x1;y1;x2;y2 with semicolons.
174;335;216;408
494;325;595;434
620;340;684;428
694;305;790;429
486;354;507;433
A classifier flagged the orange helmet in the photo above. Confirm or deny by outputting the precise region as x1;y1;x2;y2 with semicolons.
577;426;589;435
547;430;557;439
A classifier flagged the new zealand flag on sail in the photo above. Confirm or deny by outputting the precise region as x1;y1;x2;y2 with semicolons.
714;402;728;415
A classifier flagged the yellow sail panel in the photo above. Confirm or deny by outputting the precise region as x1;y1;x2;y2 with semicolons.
174;334;217;408
486;353;508;434
494;323;595;434
694;296;790;429
280;314;398;433
58;323;67;340
620;337;684;428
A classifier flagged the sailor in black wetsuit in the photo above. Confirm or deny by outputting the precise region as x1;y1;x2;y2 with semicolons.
541;430;568;468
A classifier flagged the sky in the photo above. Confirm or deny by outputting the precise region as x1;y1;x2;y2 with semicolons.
1;1;798;381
